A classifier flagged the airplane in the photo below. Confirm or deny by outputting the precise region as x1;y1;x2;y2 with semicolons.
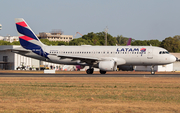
14;18;176;75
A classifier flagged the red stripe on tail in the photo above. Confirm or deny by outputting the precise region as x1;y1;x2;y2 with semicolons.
19;36;34;41
16;21;27;27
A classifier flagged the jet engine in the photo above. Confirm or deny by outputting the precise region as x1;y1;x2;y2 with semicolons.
98;61;117;71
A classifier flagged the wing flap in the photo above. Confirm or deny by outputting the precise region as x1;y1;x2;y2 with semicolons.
57;54;126;65
57;54;98;61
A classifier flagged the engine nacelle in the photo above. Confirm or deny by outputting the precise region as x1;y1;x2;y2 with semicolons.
98;61;117;71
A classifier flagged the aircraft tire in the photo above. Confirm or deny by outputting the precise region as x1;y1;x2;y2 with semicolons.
151;71;155;75
86;69;93;74
100;70;106;74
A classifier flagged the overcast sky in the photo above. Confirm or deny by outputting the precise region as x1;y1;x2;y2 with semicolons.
1;0;180;41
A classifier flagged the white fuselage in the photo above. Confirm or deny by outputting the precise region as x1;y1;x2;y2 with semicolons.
38;45;176;66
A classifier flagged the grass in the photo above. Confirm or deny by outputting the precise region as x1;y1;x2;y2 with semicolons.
0;77;179;113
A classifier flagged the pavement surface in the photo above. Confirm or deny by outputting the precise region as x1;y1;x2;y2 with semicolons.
0;70;180;77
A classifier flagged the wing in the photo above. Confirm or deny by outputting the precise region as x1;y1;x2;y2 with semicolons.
57;54;126;65
57;54;98;64
58;54;98;60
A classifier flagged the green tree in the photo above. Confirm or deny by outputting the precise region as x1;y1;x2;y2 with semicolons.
69;38;90;45
131;40;148;46
116;35;135;45
11;41;20;45
160;36;180;52
0;40;11;45
147;40;161;46
81;32;117;45
40;39;51;45
131;40;161;46
116;35;129;45
57;41;68;45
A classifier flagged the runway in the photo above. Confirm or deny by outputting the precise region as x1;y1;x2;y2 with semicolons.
0;72;180;77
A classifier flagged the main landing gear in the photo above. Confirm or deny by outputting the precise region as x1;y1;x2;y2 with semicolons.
86;68;94;74
100;70;106;74
86;67;107;74
151;65;155;75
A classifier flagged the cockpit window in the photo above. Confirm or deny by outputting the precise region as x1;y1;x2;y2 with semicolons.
159;51;169;54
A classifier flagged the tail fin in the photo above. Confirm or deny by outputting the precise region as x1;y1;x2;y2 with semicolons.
126;38;131;46
15;18;45;49
15;18;48;57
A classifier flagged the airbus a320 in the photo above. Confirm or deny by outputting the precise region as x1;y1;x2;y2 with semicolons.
14;18;176;75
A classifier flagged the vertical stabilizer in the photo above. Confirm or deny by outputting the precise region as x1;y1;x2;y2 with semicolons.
127;38;131;46
15;18;48;57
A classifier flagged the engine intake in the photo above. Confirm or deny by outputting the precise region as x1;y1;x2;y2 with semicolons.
98;61;117;71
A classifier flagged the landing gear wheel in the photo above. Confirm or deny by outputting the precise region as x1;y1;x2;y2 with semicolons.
151;65;155;75
86;69;94;74
100;70;106;74
151;71;155;75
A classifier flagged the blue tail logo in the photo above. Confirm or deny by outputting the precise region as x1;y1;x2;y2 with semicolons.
15;18;49;58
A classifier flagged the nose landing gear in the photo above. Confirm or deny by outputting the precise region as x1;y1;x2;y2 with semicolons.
151;65;155;75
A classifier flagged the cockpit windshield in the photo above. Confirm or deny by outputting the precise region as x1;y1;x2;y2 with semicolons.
159;51;169;54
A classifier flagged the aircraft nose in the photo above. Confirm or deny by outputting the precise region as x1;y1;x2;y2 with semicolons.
170;55;176;63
